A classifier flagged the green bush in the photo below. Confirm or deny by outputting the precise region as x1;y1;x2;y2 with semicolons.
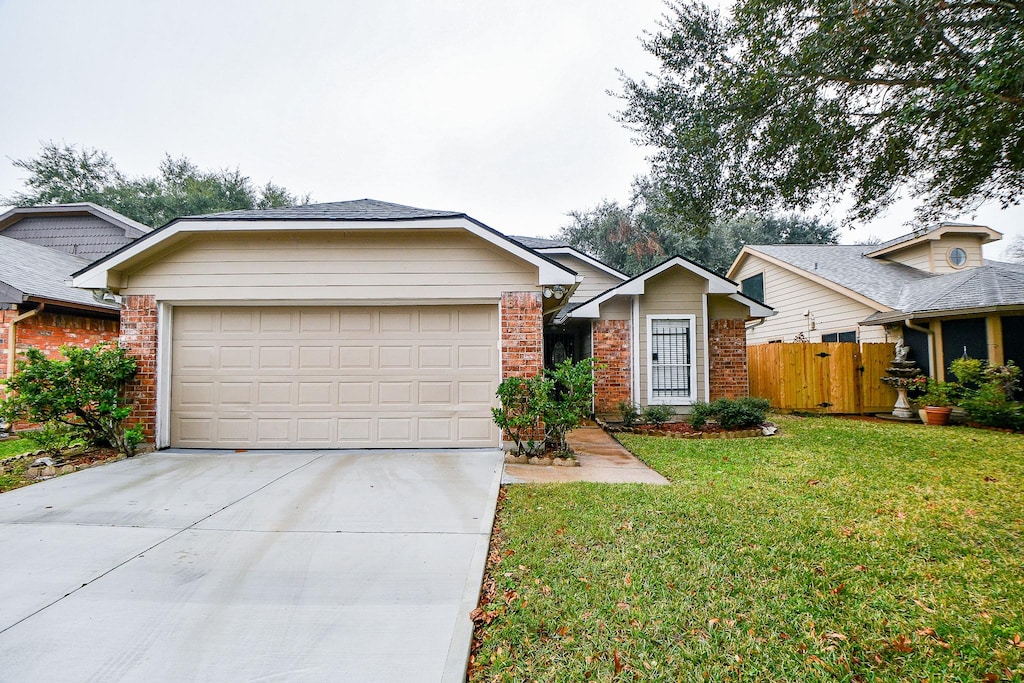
0;344;142;456
21;422;83;456
688;402;715;430
492;374;550;456
492;358;599;456
543;358;598;455
688;397;770;430
618;401;640;427
641;404;675;426
950;359;1023;431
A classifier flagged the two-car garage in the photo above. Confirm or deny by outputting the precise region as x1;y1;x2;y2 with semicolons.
71;199;576;450
170;305;501;449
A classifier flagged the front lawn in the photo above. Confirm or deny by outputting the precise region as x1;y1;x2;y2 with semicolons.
470;416;1024;681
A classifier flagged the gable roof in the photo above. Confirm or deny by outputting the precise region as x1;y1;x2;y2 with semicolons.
0;235;117;310
188;198;464;222
865;222;1000;258
731;243;1024;324
863;262;1024;324
72;199;578;290
509;236;628;281
0;202;152;236
567;255;774;319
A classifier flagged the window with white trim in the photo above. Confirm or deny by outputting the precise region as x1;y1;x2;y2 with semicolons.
648;315;696;404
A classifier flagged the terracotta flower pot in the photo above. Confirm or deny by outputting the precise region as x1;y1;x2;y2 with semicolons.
923;406;953;426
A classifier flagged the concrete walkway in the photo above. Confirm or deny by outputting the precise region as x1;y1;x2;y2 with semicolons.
502;426;669;484
0;448;504;683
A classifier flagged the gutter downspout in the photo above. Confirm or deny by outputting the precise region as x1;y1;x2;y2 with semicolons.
7;303;44;378
904;318;936;379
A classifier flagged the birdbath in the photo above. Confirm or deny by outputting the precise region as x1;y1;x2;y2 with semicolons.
880;340;922;419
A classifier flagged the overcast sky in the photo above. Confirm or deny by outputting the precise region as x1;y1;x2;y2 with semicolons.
1;0;1021;258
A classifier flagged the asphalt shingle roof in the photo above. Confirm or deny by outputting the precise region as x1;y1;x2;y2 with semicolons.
189;199;464;221
0;235;116;309
509;235;569;249
748;244;1024;318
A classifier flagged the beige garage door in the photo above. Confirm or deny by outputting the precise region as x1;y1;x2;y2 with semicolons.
170;306;500;448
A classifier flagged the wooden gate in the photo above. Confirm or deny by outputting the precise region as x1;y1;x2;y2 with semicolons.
748;342;897;414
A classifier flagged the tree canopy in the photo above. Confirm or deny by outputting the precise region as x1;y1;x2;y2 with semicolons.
617;0;1024;225
559;177;838;275
4;142;307;227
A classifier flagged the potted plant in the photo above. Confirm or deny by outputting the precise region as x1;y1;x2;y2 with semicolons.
919;381;957;425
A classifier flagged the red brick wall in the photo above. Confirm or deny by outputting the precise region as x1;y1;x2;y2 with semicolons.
709;318;749;400
593;319;631;419
500;292;543;379
1;309;119;377
499;292;544;443
120;295;158;441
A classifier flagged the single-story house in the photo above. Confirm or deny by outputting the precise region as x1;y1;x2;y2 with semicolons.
727;222;1024;379
1;203;151;378
72;199;772;450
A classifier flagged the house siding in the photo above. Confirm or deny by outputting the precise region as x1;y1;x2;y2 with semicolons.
1;215;144;260
120;229;540;302
638;268;706;411
546;254;624;305
731;256;890;344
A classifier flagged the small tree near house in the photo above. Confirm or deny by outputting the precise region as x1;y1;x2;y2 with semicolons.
0;344;144;456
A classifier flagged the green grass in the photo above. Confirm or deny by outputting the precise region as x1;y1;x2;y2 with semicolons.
0;437;40;492
470;416;1024;681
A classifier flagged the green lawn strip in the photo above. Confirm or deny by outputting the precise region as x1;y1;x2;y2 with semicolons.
0;437;41;492
470;417;1024;681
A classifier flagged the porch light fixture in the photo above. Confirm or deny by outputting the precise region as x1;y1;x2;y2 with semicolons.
543;285;566;300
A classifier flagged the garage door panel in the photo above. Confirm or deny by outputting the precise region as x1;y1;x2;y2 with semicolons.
171;306;499;448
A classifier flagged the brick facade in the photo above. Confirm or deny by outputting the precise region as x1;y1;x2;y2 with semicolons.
709;318;749;400
592;319;631;419
119;295;159;441
500;292;544;380
0;308;119;377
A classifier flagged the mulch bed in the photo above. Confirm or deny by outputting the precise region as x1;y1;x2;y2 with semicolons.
0;446;123;493
606;423;765;439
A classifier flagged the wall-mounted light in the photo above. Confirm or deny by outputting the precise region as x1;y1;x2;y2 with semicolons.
543;285;566;300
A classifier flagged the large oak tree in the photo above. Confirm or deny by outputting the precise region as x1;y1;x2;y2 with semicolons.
618;0;1024;225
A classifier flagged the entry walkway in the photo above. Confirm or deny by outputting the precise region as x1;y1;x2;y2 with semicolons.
502;426;669;484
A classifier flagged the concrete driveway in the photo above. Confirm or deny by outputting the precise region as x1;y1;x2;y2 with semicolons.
0;448;503;682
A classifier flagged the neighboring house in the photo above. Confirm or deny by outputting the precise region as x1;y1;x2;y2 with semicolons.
72;199;772;450
0;203;151;378
727;223;1024;379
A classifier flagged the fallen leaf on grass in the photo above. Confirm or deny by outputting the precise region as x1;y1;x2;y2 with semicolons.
825;632;847;641
616;602;631;611
984;476;997;482
890;635;913;653
807;479;821;486
831;583;846;595
1010;634;1024;649
613;650;624;673
623;572;632;587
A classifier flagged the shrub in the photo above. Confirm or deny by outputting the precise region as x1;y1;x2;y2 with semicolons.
21;422;83;456
642;404;675;426
688;402;714;430
492;374;550;456
949;359;1024;431
919;380;958;407
618;401;640;427
0;344;142;456
544;358;598;455
688;397;770;430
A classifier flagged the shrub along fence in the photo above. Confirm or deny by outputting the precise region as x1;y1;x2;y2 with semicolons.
748;342;897;414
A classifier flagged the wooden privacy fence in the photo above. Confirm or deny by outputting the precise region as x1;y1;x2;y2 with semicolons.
748;342;897;414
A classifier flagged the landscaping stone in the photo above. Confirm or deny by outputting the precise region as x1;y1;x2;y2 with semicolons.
60;465;75;474
42;465;57;477
24;466;40;479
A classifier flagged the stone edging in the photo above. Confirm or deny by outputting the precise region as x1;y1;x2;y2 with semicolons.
593;417;769;440
1;450;127;481
504;454;580;467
